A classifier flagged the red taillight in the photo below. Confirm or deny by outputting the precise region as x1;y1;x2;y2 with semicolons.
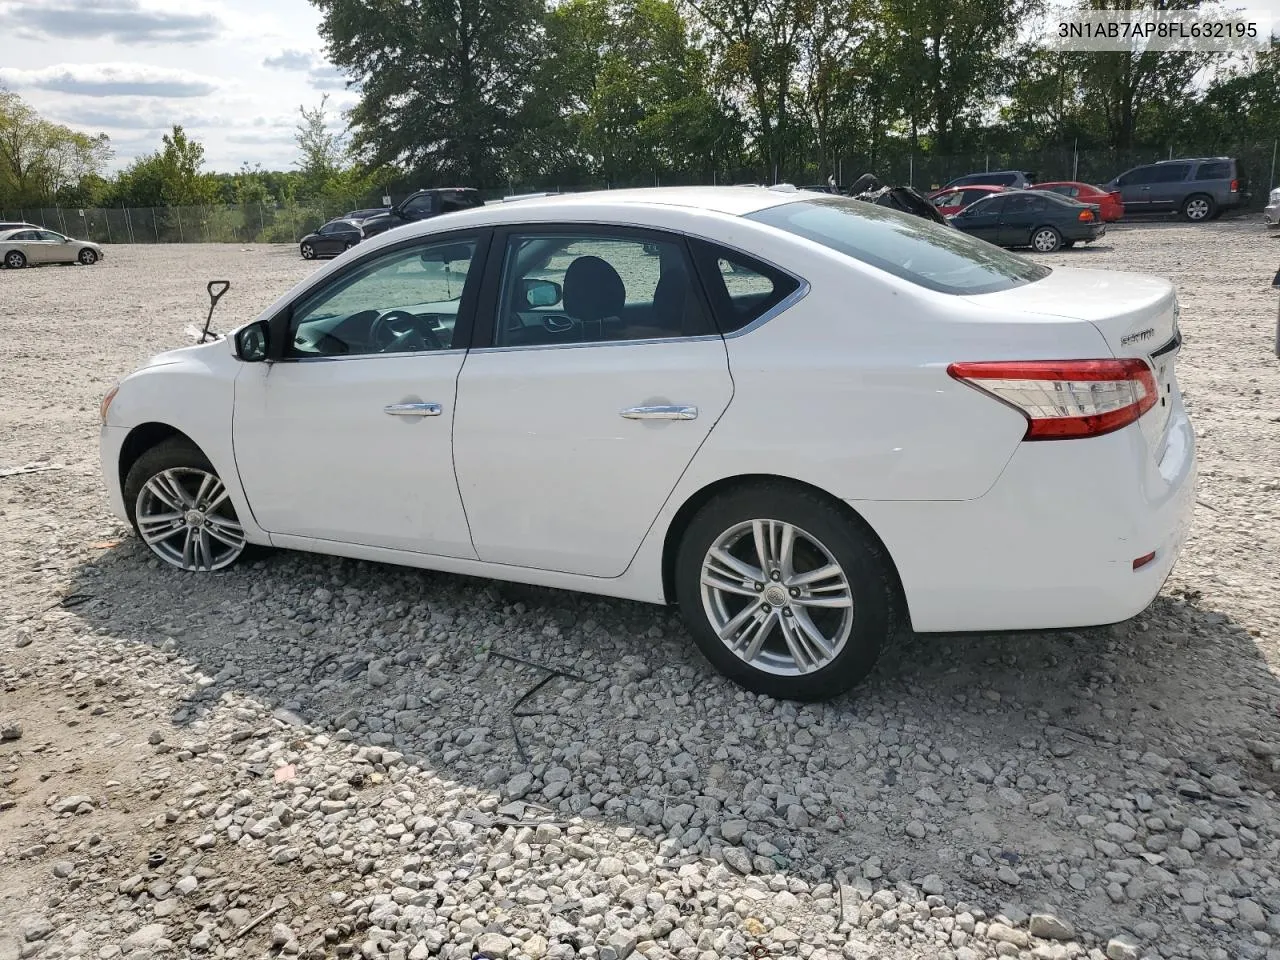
1230;179;1239;192
1078;209;1094;221
947;359;1158;440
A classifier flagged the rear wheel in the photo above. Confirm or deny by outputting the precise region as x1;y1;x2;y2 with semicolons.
1181;194;1214;222
675;483;900;702
1031;226;1062;252
4;250;26;269
78;248;98;265
124;439;248;572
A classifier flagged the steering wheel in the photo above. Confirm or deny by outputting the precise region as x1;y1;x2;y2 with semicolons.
369;310;443;353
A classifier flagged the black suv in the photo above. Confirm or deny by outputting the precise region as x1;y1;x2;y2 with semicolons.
941;170;1035;190
360;188;485;237
1102;157;1249;222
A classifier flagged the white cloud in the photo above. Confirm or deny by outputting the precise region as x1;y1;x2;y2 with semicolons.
0;62;221;98
0;0;222;44
263;48;313;71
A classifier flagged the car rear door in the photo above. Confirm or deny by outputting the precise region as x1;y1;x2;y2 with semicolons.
1148;163;1191;212
451;224;733;577
997;194;1042;246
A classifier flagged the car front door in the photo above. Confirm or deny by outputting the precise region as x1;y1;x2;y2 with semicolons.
1147;163;1191;212
232;231;489;555
4;230;40;263
35;230;74;262
997;194;1045;246
1115;166;1156;211
954;196;1003;242
314;223;342;255
451;226;734;577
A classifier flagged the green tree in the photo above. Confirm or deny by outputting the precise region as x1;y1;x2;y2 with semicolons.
0;89;113;207
312;0;545;184
295;94;345;194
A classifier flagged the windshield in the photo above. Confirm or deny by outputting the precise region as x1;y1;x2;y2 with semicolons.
746;196;1051;295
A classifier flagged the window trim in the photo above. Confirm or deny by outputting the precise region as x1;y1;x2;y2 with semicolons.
687;237;806;338
265;227;494;363
467;222;721;352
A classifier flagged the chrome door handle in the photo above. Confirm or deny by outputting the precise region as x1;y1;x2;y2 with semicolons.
620;405;698;420
383;402;442;417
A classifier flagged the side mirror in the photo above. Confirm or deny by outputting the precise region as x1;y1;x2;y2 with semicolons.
234;320;269;362
522;277;562;308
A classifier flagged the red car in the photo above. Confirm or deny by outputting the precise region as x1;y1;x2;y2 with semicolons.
1031;181;1124;221
926;184;1005;216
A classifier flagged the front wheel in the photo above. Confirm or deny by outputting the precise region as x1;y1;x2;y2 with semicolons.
123;439;248;572
79;248;98;265
300;242;316;260
675;483;900;702
4;250;26;269
1031;226;1062;252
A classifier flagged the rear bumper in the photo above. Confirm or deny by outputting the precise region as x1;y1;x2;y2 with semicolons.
853;402;1197;633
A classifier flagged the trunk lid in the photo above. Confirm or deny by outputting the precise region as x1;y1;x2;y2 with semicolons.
965;266;1182;453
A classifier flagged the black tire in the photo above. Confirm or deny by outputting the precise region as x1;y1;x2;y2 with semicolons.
4;250;26;269
123;438;253;572
300;242;315;260
674;482;900;702
79;248;98;265
1181;194;1214;222
343;240;356;251
1030;225;1062;252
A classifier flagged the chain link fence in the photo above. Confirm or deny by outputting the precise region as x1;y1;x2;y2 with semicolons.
5;143;1275;242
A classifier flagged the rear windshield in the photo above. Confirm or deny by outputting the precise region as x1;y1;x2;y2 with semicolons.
746;196;1052;295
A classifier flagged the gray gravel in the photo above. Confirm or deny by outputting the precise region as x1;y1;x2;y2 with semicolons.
2;225;1280;960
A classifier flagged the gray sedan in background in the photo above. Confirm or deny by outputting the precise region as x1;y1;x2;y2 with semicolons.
1;228;104;269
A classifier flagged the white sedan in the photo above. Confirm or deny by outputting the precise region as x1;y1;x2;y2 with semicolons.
1;227;103;268
99;186;1196;702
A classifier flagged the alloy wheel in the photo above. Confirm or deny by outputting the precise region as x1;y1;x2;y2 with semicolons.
301;243;315;260
1032;228;1060;252
700;519;854;676
5;252;25;268
79;249;97;265
1186;198;1210;221
135;467;246;571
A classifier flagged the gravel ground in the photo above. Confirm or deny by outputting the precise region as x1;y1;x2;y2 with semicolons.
2;223;1279;960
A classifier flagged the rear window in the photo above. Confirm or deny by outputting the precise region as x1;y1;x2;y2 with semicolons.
747;196;1051;296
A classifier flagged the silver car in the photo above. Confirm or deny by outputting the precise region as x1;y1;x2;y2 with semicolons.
1;227;104;268
1264;187;1280;227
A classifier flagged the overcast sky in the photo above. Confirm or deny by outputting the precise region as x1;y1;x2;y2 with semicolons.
3;0;1280;176
0;0;358;173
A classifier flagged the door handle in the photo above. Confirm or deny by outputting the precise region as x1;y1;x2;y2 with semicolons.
383;402;442;417
620;405;698;420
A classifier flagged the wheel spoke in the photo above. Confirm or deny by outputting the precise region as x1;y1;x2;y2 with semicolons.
137;511;184;544
791;581;853;609
701;569;759;598
777;523;796;581
778;615;819;671
204;516;245;548
751;520;776;575
145;473;188;511
716;601;763;644
786;563;843;588
784;610;835;670
193;473;215;509
181;528;197;568
706;546;763;585
197;529;213;570
732;608;779;662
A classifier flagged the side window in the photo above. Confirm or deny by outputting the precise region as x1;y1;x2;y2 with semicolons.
1118;166;1158;186
1151;164;1191;183
494;232;711;347
1195;161;1231;180
12;230;38;241
962;189;992;205
1002;195;1042;214
401;194;435;217
439;192;480;213
691;240;801;334
37;230;63;241
968;196;1004;215
318;223;337;235
287;238;478;358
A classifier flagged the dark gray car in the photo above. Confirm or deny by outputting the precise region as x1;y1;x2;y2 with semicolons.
941;170;1035;190
948;189;1104;252
1102;157;1249;222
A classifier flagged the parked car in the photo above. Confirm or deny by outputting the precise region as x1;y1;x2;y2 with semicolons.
1263;187;1280;227
1032;181;1125;222
0;220;42;233
342;207;390;224
299;219;364;260
99;186;1193;702
949;189;1104;252
359;187;485;237
1;227;103;268
1101;157;1248;222
926;184;1006;216
941;170;1035;190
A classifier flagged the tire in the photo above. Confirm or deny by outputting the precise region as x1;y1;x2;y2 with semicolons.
78;248;98;265
123;438;250;573
343;240;356;251
4;250;26;269
1031;226;1062;252
674;482;900;702
300;242;316;260
1181;194;1214;222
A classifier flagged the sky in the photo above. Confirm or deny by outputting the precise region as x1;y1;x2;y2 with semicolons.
3;0;1280;176
0;0;358;173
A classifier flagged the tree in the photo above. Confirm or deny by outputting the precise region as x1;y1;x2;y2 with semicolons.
0;89;113;207
312;0;546;184
295;94;345;193
108;125;217;207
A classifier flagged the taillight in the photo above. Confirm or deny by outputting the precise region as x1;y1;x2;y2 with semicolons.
947;359;1158;440
1078;209;1094;221
1230;179;1239;192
